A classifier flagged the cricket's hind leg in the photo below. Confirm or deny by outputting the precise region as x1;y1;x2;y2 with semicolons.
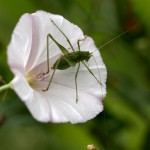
50;19;75;52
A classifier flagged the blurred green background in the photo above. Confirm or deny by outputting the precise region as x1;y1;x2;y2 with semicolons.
0;0;150;150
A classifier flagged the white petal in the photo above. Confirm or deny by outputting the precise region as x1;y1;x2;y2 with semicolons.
25;83;103;123
7;13;32;75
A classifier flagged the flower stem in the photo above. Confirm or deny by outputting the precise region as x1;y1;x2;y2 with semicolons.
0;82;12;93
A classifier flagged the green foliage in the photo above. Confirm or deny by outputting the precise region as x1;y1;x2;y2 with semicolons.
0;0;150;150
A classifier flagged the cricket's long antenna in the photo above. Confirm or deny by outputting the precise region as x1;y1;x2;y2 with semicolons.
98;30;130;49
93;26;135;53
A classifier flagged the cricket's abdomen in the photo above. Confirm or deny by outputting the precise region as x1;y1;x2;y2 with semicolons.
52;51;91;70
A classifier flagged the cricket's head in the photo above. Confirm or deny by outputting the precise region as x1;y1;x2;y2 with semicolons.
85;51;92;62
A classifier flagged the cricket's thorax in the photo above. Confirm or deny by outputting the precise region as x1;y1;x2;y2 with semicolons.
52;51;92;70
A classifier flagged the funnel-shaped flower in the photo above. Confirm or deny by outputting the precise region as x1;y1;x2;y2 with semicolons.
7;11;107;123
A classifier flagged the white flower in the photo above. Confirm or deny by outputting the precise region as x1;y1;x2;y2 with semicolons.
7;11;107;123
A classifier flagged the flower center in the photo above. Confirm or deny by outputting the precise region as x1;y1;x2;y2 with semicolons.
25;71;50;91
26;72;48;84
